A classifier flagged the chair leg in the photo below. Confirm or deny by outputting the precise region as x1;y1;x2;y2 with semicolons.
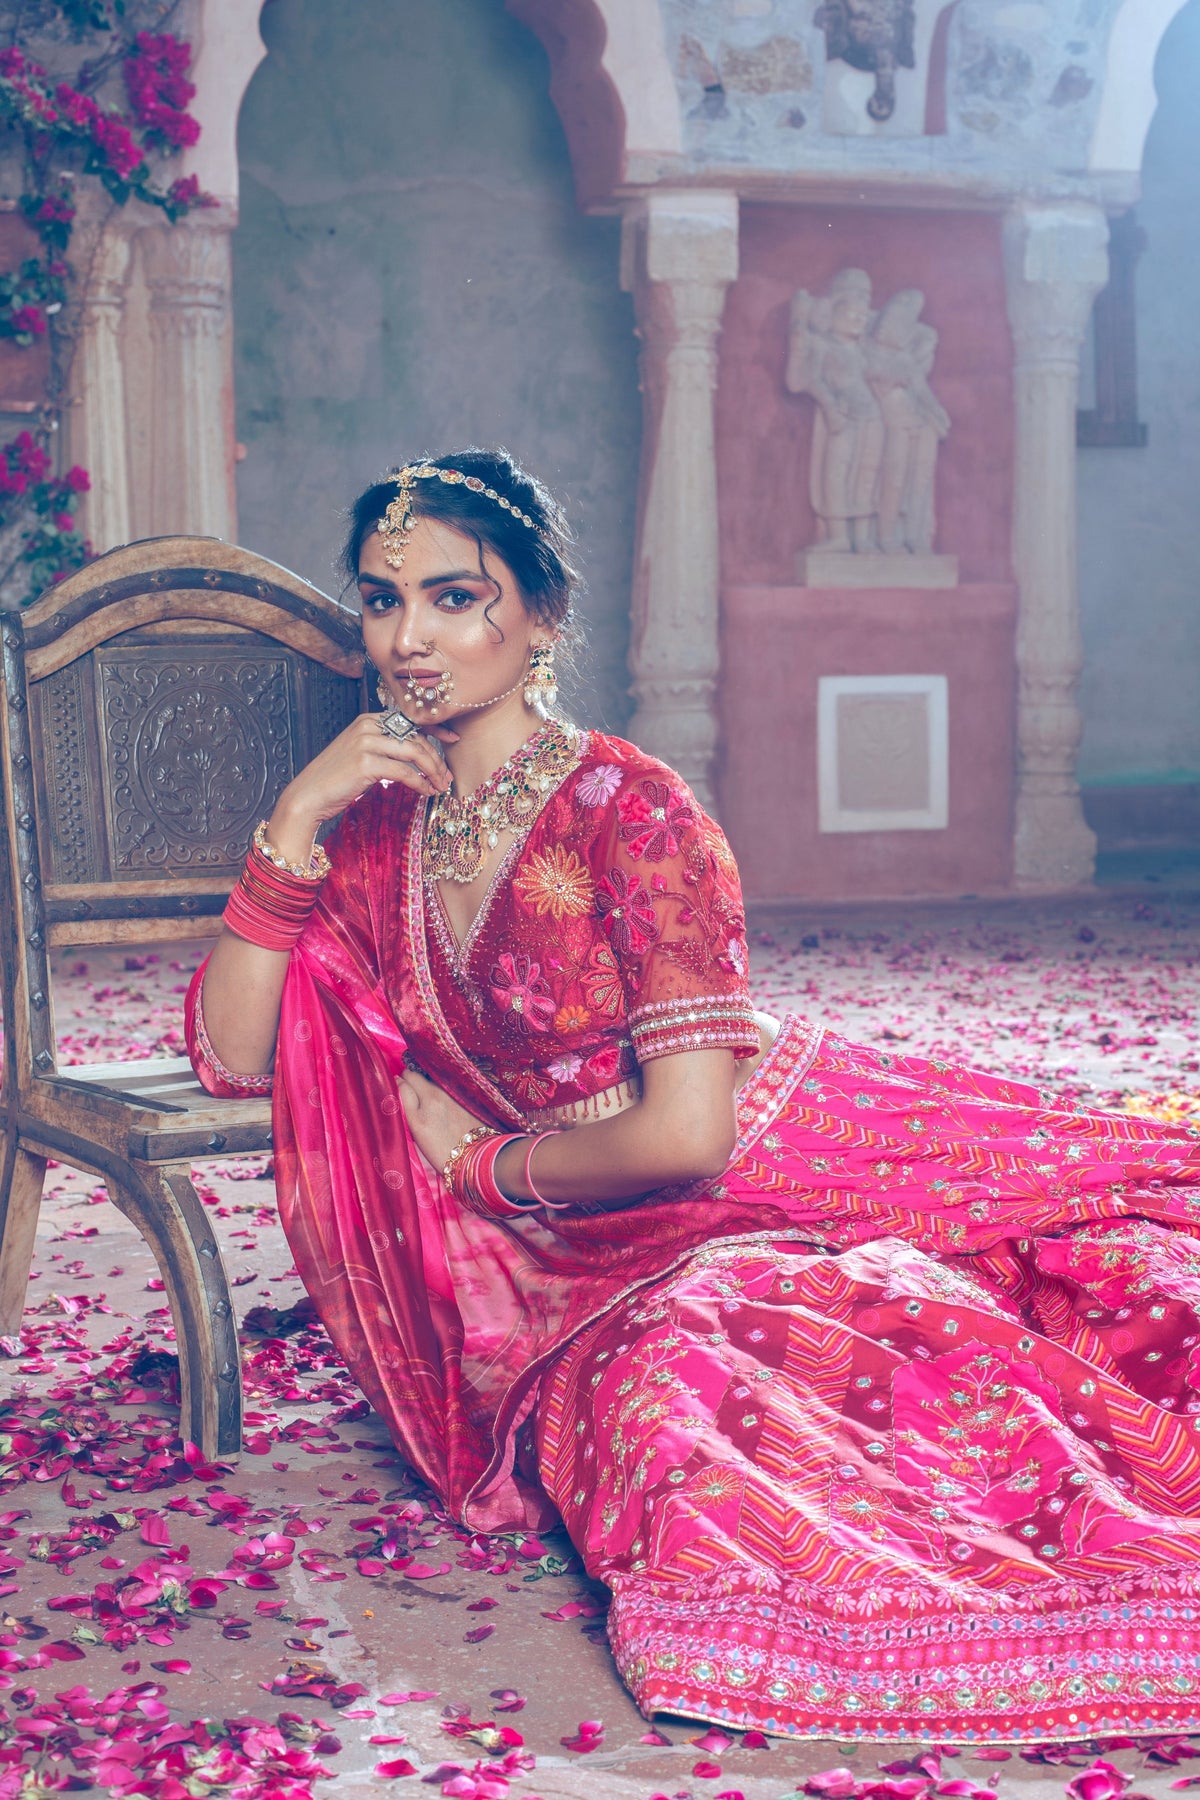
0;1138;46;1337
104;1161;242;1460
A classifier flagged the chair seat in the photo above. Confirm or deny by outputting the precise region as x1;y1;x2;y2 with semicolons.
41;1055;273;1161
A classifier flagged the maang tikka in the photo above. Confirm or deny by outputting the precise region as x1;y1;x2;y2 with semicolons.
524;642;558;717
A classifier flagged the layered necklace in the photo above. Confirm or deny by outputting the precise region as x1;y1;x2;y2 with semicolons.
423;718;582;885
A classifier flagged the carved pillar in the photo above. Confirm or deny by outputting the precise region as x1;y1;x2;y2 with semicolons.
1003;202;1108;891
141;219;237;540
626;190;738;809
72;220;134;552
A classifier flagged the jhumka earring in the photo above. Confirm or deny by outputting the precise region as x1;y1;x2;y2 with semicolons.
524;642;558;717
376;674;392;710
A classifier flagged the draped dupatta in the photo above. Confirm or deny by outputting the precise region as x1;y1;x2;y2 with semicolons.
259;785;814;1529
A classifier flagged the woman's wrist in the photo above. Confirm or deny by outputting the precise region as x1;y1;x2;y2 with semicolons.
493;1138;533;1204
266;794;325;871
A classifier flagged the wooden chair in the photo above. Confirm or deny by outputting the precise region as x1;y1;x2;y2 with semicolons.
0;538;365;1456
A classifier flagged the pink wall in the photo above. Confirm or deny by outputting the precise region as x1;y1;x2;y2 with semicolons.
717;205;1014;587
715;205;1018;901
720;585;1017;902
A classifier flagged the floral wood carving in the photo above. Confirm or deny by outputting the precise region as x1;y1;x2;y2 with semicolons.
815;0;915;121
98;649;296;871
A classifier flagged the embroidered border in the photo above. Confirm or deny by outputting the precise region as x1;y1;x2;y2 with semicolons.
629;994;760;1062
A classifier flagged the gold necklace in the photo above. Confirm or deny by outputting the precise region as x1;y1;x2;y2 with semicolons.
423;719;582;885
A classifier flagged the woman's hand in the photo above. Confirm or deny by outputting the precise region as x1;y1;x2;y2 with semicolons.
397;1066;486;1175
266;713;456;868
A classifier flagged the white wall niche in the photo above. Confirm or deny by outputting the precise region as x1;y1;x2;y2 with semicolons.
817;673;949;834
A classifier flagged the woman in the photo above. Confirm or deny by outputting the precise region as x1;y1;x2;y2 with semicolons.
189;449;1200;1747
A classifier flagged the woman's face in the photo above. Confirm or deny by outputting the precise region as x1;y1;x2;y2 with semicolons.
357;512;551;722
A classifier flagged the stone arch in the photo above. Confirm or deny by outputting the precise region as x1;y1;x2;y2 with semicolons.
1090;0;1191;177
177;0;268;211
505;0;683;206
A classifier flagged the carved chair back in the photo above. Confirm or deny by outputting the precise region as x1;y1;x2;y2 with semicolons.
0;537;365;1096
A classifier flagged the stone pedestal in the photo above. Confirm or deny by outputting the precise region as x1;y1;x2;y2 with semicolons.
1003;202;1109;892
796;549;959;588
624;191;738;809
141;220;237;541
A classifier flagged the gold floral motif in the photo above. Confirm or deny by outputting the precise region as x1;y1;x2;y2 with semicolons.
514;844;594;918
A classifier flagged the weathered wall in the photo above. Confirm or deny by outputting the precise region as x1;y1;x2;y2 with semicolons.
1076;0;1200;814
231;0;641;728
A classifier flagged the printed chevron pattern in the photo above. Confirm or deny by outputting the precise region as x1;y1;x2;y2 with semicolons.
536;1028;1200;1744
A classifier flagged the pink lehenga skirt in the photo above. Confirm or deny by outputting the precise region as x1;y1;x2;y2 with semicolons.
534;1020;1200;1745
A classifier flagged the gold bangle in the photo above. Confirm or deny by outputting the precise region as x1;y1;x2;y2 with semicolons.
442;1124;496;1193
253;819;332;881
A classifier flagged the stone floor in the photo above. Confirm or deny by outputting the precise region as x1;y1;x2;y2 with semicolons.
3;880;1200;1799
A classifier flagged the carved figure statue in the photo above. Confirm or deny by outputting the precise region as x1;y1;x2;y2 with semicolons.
814;0;916;122
786;270;951;565
786;268;884;554
864;289;950;555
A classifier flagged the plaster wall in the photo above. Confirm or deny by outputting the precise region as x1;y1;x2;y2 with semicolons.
231;0;641;730
1076;0;1200;802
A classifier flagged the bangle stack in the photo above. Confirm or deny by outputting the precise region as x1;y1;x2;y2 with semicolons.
443;1125;565;1218
222;821;330;953
252;818;332;880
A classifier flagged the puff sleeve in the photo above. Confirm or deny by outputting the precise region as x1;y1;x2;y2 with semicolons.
591;765;759;1064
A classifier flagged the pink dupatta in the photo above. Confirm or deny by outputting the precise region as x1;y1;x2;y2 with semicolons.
254;788;815;1529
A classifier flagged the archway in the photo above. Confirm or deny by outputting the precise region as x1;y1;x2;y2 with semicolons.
229;0;644;730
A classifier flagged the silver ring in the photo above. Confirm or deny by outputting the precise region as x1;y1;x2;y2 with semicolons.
379;709;420;743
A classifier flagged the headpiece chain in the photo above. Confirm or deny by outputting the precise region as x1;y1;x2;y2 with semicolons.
377;463;547;569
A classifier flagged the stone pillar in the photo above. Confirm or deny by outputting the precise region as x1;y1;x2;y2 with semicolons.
72;220;134;552
625;190;738;809
1003;202;1109;891
141;218;237;540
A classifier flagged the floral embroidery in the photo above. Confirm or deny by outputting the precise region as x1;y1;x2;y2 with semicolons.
720;936;748;978
597;867;659;956
489;951;555;1032
514;844;594;919
504;1066;556;1107
617;779;695;863
546;1053;583;1084
585;1044;623;1085
412;732;755;1117
576;763;624;806
584;945;624;1018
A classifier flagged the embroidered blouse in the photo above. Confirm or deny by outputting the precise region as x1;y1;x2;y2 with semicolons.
188;727;759;1123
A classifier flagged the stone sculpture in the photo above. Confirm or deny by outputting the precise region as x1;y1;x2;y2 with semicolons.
814;0;916;122
786;269;956;587
866;288;951;555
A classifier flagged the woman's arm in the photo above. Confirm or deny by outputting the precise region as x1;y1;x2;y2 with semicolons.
498;1047;739;1206
200;714;453;1077
399;1047;739;1212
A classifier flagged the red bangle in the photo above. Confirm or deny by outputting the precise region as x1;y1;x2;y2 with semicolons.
450;1132;530;1219
223;843;324;952
522;1131;568;1209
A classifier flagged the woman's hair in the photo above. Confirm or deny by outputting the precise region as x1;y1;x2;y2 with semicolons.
341;446;581;633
